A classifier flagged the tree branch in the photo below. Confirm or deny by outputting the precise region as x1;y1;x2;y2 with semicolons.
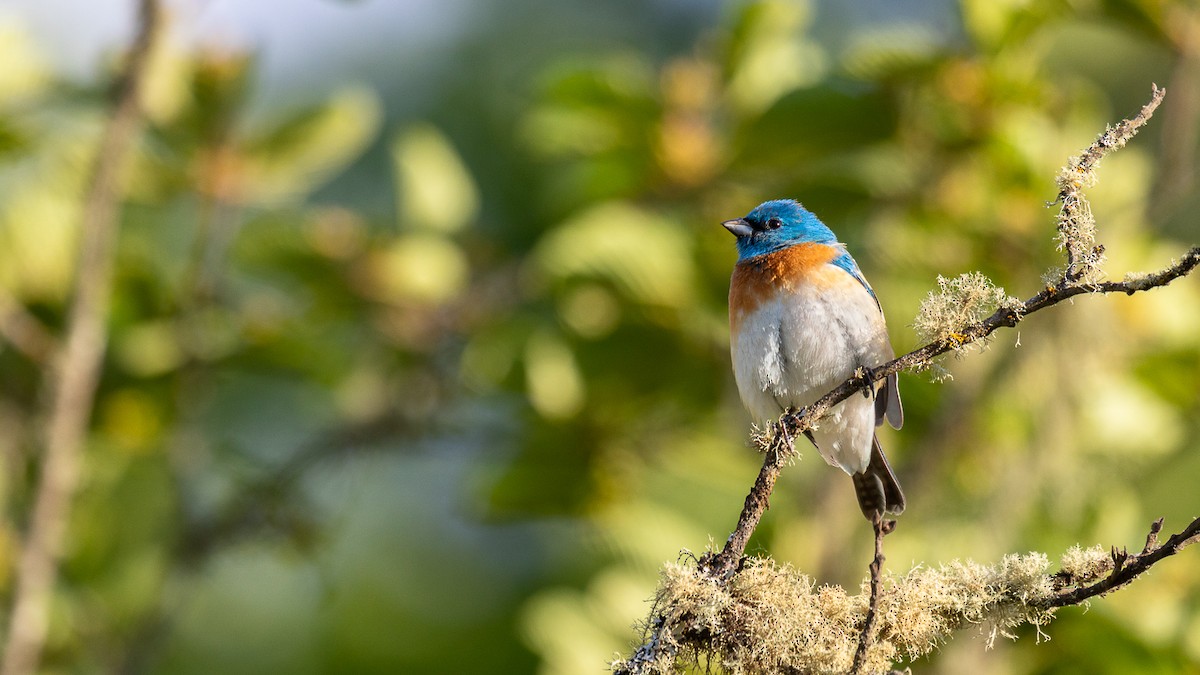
1;3;162;674
614;516;1200;675
0;289;57;362
850;515;893;675
1042;516;1200;609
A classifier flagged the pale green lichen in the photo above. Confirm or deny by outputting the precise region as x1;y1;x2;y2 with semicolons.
1041;266;1066;289
1119;266;1180;293
1057;544;1112;585
1051;86;1165;285
926;363;955;383
749;420;806;460
1052;174;1106;285
913;272;1022;349
618;545;1115;674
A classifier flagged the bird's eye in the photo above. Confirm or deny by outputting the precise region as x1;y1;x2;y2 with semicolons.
766;218;782;230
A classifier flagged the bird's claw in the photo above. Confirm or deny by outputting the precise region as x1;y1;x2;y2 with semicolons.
854;365;877;399
776;410;796;452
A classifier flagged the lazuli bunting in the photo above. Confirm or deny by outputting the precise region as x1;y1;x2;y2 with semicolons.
723;199;905;519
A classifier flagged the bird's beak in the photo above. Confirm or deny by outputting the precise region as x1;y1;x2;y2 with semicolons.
722;218;754;237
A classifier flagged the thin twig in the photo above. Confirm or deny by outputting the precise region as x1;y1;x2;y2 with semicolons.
0;289;57;362
1042;515;1200;609
0;3;161;674
1061;85;1165;178
850;515;892;675
1056;85;1164;282
615;615;679;675
698;445;788;579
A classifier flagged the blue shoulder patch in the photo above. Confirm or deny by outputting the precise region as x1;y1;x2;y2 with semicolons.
830;250;877;299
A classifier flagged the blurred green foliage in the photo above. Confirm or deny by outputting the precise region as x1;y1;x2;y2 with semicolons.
0;1;1198;673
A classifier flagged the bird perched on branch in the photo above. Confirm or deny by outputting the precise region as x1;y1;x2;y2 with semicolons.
723;199;905;519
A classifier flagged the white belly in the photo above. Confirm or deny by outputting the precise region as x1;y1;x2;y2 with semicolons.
730;274;890;475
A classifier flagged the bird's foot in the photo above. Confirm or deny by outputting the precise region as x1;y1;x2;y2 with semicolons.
853;365;877;399
776;409;796;453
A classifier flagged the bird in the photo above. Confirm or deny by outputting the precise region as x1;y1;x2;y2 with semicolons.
723;198;905;520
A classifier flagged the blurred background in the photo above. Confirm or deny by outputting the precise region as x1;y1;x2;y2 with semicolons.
0;0;1198;673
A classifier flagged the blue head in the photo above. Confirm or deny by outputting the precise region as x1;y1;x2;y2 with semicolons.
722;199;837;261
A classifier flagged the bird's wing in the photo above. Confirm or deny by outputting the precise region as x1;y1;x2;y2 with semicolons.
830;247;904;429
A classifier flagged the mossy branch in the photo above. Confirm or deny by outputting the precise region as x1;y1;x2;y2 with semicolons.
1040;516;1200;609
616;86;1200;674
614;517;1200;675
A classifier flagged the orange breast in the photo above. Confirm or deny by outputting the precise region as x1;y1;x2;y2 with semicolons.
729;243;840;334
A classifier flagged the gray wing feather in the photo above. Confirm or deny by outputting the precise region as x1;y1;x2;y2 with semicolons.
873;371;903;430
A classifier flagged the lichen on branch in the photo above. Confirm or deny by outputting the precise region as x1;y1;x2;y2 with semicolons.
614;519;1200;675
1054;85;1165;284
618;548;1079;675
913;272;1021;351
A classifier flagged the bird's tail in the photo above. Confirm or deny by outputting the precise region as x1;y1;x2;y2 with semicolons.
851;435;905;520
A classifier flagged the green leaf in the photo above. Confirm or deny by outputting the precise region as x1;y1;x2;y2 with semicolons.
532;202;695;309
241;86;382;204
392;123;479;232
